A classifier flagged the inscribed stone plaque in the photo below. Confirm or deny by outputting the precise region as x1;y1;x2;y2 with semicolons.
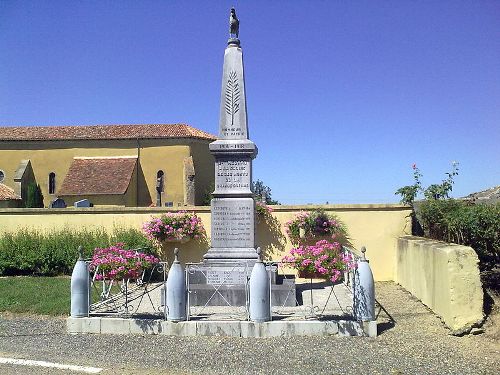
206;267;247;286
74;199;91;208
214;158;251;194
211;198;254;248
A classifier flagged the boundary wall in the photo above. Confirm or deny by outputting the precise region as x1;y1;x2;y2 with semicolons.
0;204;412;281
396;236;483;334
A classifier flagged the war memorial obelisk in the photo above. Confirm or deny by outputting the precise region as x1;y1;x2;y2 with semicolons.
203;8;258;263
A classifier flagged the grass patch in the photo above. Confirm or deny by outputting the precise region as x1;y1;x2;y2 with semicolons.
0;276;71;316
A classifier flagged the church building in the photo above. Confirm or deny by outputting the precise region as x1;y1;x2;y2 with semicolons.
0;123;216;208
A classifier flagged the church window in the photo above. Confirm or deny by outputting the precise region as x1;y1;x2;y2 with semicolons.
48;172;56;194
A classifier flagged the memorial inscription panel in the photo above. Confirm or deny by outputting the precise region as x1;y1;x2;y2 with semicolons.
206;267;247;286
215;158;251;194
211;198;254;248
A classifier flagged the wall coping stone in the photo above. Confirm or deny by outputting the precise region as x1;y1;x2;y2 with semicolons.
0;203;411;215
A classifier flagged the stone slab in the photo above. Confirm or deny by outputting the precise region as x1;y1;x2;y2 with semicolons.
196;321;241;336
130;319;162;335
67;318;373;337
338;320;366;336
214;158;252;195
99;317;131;334
67;317;101;334
187;283;296;307
74;199;91;208
210;197;255;249
160;320;197;336
259;321;339;337
209;139;257;157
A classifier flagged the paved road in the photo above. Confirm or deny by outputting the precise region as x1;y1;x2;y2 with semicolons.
1;282;498;374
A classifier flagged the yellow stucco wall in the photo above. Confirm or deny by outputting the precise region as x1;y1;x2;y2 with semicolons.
0;204;411;281
396;236;483;333
189;142;215;205
0;139;212;208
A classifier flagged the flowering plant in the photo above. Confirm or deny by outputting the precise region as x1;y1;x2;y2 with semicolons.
395;161;459;206
255;200;273;217
142;211;205;242
89;243;159;281
282;239;356;283
285;210;348;245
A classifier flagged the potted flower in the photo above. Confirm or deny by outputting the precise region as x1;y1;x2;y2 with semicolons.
285;210;348;245
142;211;205;244
282;239;356;283
89;243;160;281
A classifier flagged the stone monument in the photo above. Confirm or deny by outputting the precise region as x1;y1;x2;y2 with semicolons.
203;7;258;262
187;9;295;308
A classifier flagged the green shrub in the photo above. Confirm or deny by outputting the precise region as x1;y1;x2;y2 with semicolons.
418;200;500;289
25;183;44;208
0;227;154;276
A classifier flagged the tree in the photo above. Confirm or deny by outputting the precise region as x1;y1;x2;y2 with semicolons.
253;180;279;205
202;179;280;205
25;183;44;208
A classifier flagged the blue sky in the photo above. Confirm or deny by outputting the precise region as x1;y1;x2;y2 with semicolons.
1;1;499;204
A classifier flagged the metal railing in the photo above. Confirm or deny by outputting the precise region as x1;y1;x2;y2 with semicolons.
185;261;252;321
88;250;168;316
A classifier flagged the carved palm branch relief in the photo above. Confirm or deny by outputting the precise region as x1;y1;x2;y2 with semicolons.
225;70;240;125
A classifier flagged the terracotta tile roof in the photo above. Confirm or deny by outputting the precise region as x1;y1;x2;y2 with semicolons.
58;157;137;196
0;183;21;201
0;124;216;141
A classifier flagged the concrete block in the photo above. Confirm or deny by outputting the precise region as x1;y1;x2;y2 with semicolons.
160;321;197;336
322;320;340;335
361;320;377;337
396;236;484;334
66;317;101;334
260;321;338;337
100;317;131;334
337;320;364;336
240;321;261;338
130;319;162;335
196;321;241;337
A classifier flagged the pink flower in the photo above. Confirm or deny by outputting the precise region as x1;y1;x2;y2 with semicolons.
301;259;312;267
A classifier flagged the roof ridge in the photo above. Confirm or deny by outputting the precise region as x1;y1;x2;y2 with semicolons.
0;123;217;141
0;123;189;129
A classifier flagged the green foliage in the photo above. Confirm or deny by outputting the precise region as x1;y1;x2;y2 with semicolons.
0;276;70;315
0;227;153;276
253;179;280;205
418;200;500;289
423;162;459;200
25;183;44;208
395;164;423;205
395;162;459;205
202;182;214;206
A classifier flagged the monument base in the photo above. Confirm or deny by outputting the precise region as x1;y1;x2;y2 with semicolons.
185;263;296;307
203;247;259;261
187;282;296;307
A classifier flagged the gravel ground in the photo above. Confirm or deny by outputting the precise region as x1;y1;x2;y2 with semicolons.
0;281;499;375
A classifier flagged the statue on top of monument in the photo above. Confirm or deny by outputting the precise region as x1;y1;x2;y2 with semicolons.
229;7;239;38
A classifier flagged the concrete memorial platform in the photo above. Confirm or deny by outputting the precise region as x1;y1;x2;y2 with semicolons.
68;280;376;337
68;8;377;338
